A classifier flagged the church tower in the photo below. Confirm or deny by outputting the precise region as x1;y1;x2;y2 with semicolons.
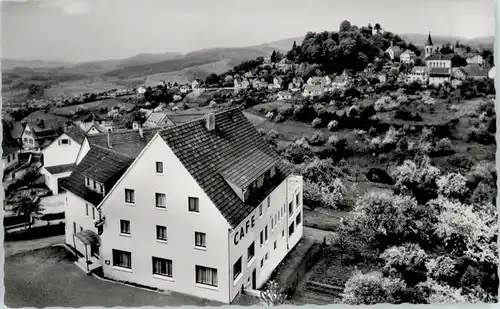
424;32;434;59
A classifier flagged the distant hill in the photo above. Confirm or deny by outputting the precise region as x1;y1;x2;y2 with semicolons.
250;36;305;53
400;33;494;49
1;59;73;70
116;52;183;68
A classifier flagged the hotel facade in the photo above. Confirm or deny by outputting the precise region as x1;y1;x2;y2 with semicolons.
62;108;303;304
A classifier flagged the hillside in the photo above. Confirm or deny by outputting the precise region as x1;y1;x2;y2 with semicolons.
400;33;494;49
1;59;74;70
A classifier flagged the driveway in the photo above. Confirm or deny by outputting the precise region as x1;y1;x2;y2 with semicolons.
5;247;223;307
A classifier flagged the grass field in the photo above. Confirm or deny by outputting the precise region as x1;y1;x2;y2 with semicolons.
44;77;125;98
51;99;135;116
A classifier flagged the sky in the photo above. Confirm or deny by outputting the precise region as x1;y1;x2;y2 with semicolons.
1;0;496;62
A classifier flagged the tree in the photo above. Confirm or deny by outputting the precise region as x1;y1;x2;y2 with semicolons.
12;195;44;229
131;110;147;125
260;281;287;306
436;173;468;200
342;270;408;305
374;23;382;33
205;73;221;86
451;55;467;67
270;50;277;63
339;20;352;32
21;167;42;187
380;243;428;286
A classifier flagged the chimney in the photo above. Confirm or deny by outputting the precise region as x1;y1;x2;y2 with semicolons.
390;41;393;47
138;125;144;138
205;113;215;131
107;130;112;148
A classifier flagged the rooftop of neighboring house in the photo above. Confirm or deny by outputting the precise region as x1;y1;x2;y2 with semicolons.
60;145;135;206
462;64;489;77
387;45;401;53
65;126;87;145
2;130;21;157
145;112;173;127
86;127;162;158
22;111;72;134
466;54;483;60
45;163;76;175
429;67;451;76
88;123;108;134
10;121;25;140
402;49;416;55
303;84;324;92
426;54;454;61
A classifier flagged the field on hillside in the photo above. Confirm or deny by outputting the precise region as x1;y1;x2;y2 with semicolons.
51;99;135;116
43;77;125;98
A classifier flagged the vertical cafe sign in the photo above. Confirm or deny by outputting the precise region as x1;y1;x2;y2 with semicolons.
233;215;256;246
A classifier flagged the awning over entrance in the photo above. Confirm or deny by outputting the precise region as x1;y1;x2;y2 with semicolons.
74;229;100;245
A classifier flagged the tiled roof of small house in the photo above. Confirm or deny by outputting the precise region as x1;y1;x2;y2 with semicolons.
60;145;134;206
86;127;161;158
462;64;489;77
411;66;430;74
65;126;87;145
158;108;292;228
429;68;451;76
45;163;76;175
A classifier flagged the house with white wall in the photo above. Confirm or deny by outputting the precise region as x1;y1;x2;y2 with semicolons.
61;109;303;304
428;68;451;87
40;126;87;195
2;140;21;173
406;66;430;84
425;54;453;69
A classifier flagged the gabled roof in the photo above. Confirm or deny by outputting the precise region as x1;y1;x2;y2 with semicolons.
402;49;416;55
87;127;161;158
145;112;173;127
158;108;291;228
411;66;429;74
45;163;76;175
65;126;87;145
462;64;489;77
60;145;134;206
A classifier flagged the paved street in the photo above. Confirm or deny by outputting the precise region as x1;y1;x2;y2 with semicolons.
5;247;222;308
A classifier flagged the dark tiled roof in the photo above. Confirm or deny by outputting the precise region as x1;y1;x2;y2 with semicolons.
60;145;134;206
426;32;433;46
426;54;454;61
65;126;86;145
462;64;489;77
430;68;451;76
221;148;278;188
45;163;76;174
159;108;292;228
87;127;161;158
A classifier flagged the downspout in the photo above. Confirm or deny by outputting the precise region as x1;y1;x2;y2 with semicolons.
285;176;289;250
85;244;89;273
227;228;232;304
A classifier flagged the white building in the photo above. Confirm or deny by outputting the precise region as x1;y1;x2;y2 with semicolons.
488;66;496;79
406;66;430;84
40;126;87;195
400;49;417;64
61;109;303;304
466;54;484;66
428;68;451;87
425;54;453;69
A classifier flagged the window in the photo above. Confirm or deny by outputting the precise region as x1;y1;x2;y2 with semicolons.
288;201;294;216
267;196;270;208
60;139;69;145
282;230;285;238
265;225;268;241
265;252;268;261
120;220;130;235
259;204;263;217
289;222;295;236
188;197;199;212
7;156;11;163
155;193;166;208
85;204;89;216
296;193;300;208
260;259;264;268
152;257;172;277
112;249;131;269
156;162;163;173
92;180;96;190
233;257;242;280
264;170;271;180
80;226;83;232
271;218;274;230
296;212;302;226
247;242;255;261
86;177;90;186
156;225;167;241
92;207;95;220
260;231;264;247
274;241;277;250
195;232;206;248
195;266;218;287
125;189;135;204
98;183;103;194
73;222;76;234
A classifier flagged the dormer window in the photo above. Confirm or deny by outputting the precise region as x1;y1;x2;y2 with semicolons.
85;176;105;196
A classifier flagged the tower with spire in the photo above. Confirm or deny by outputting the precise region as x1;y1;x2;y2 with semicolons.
425;32;434;59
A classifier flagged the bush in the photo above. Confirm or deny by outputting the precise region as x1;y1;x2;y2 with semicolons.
308;131;326;146
366;168;394;185
281;143;312;164
275;113;285;123
311;117;323;128
327;120;338;131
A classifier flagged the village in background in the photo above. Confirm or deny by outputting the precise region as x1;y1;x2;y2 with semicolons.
3;20;497;307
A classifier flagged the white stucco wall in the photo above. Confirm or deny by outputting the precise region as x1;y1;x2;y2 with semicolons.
99;135;232;304
75;138;91;165
227;175;303;301
41;167;72;194
21;124;38;150
65;191;100;250
42;134;81;168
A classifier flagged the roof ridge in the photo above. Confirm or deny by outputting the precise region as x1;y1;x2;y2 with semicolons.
92;143;135;160
158;107;243;134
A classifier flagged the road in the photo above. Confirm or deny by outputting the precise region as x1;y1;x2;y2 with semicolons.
4;235;65;257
